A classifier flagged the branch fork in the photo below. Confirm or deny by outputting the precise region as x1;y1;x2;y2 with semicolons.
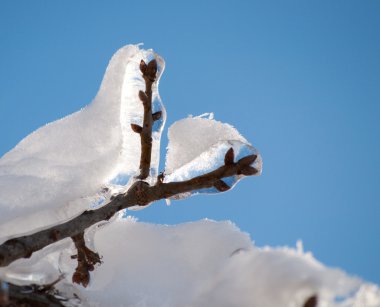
0;57;260;295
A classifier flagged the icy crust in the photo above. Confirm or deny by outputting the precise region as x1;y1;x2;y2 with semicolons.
164;115;262;198
0;44;166;241
6;218;378;307
165;115;249;173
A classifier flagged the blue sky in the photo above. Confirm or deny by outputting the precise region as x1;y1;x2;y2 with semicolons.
1;1;379;284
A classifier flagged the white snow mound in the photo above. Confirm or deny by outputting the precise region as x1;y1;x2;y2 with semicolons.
10;218;376;307
79;219;380;307
0;44;166;241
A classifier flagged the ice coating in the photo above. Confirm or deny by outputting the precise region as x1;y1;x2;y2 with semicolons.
165;115;249;173
12;218;378;307
0;44;166;241
164;116;262;198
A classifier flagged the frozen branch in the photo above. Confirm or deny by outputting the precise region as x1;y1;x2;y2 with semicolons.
0;148;258;268
132;59;159;180
0;56;259;297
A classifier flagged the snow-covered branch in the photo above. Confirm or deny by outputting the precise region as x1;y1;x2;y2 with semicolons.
131;59;161;179
0;148;258;269
2;44;378;306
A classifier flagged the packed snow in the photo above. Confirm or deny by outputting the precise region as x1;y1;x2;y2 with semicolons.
2;218;379;307
80;218;380;307
0;44;165;241
165;115;262;198
165;114;249;173
1;44;379;306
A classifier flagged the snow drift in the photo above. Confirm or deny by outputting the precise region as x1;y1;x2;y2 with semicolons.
2;218;379;307
0;45;166;241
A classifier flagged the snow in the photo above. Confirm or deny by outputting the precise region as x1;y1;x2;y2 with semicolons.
164;115;262;198
0;44;165;241
72;219;380;306
4;218;378;307
165;114;249;174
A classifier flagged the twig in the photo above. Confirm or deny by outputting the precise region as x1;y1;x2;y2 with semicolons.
71;232;101;287
0;148;258;267
132;59;162;180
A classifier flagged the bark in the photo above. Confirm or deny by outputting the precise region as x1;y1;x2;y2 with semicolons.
0;150;257;267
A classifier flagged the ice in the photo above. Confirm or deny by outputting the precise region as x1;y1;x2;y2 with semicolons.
164;116;262;198
51;218;379;307
0;238;72;286
0;44;166;241
165;115;249;173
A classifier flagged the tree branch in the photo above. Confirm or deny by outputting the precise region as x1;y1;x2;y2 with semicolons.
133;59;158;180
0;149;258;268
0;56;259;297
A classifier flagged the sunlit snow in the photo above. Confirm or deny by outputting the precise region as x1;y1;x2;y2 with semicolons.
0;45;165;241
165;115;262;198
3;218;379;307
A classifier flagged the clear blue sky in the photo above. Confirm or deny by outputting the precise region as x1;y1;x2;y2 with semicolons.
1;1;379;284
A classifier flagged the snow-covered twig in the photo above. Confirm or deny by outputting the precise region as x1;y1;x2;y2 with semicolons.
131;59;161;180
0;148;258;269
71;232;102;287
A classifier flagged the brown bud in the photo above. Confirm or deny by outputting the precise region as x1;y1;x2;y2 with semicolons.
224;147;235;165
87;263;95;271
214;180;231;192
239;166;259;176
152;111;162;121
238;154;257;166
139;90;149;105
146;59;158;78
140;60;147;74
131;124;143;134
72;270;89;288
303;295;318;307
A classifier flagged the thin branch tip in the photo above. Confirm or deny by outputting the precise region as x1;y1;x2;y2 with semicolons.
139;60;147;74
146;59;158;80
71;232;101;288
239;166;258;176
136;57;157;179
237;154;257;167
224;147;235;165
